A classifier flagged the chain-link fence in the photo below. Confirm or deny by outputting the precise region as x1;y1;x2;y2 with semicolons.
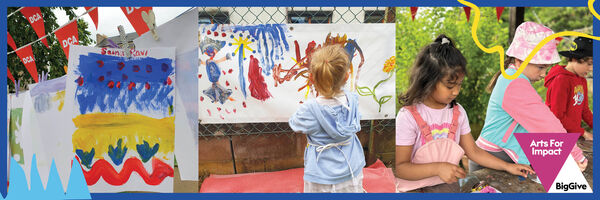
197;7;396;139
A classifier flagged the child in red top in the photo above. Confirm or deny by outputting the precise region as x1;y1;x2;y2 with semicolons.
544;37;593;140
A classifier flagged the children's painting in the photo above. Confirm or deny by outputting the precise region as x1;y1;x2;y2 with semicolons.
8;93;26;168
198;24;395;124
65;45;176;192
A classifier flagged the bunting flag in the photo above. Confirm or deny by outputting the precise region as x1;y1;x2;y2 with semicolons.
410;7;418;21
496;7;505;21
85;7;99;29
7;32;17;51
463;7;471;22
20;7;49;48
7;68;15;83
54;20;79;59
120;7;153;36
15;45;38;83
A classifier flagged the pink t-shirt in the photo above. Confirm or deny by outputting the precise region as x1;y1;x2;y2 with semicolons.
395;103;471;159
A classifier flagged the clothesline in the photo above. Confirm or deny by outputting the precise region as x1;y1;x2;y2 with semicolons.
7;7;23;18
6;7;96;55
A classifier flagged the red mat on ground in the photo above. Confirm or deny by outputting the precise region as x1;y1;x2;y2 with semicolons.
199;159;396;193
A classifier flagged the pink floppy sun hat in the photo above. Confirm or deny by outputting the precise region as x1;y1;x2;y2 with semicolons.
506;21;561;64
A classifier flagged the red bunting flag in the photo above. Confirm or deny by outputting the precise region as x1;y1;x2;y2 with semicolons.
463;7;472;22
120;7;153;36
85;7;99;29
496;7;505;21
410;7;418;21
7;68;15;83
15;45;38;83
7;32;17;51
54;20;79;59
20;7;49;48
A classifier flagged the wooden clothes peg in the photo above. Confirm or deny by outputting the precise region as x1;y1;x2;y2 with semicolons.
118;25;132;58
141;10;159;41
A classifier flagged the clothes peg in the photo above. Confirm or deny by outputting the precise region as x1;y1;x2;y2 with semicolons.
118;25;132;58
15;80;19;97
141;10;159;41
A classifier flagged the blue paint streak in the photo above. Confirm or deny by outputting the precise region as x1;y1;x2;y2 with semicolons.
30;75;66;97
206;61;221;83
136;141;159;163
210;24;219;32
232;24;290;75
238;44;247;98
345;39;358;62
107;138;128;166
75;148;95;169
75;53;175;115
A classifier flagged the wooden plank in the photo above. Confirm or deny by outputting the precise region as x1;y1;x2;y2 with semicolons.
232;133;305;173
198;136;235;175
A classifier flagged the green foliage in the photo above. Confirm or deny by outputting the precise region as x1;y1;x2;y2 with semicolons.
7;7;93;92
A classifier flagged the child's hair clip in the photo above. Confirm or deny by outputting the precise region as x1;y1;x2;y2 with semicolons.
441;38;450;45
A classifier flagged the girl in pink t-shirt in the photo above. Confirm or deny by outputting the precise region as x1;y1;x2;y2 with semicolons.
394;34;534;192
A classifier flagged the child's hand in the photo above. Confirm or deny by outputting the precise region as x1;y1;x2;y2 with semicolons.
436;162;465;183
583;131;593;141
577;159;588;172
504;164;535;177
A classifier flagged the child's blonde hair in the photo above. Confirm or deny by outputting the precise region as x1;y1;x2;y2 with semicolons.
309;45;350;98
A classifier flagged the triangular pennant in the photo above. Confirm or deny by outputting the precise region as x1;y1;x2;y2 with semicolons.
54;20;79;59
514;133;580;192
15;44;39;83
7;32;17;51
84;7;98;29
7;68;15;83
548;155;592;193
496;7;505;21
65;157;91;199
120;7;153;36
410;7;418;21
20;7;49;48
463;7;471;22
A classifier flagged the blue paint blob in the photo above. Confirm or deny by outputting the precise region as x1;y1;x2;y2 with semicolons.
107;138;128;166
136;141;159;163
75;148;95;169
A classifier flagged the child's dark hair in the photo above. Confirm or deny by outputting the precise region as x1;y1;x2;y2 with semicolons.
568;56;593;64
400;34;467;107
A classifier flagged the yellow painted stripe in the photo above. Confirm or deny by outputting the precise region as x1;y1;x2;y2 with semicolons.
72;113;174;159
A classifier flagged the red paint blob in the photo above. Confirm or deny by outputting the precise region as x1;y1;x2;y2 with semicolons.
98;76;105;82
217;107;222;111
233;109;237;113
248;55;272;101
128;82;136;91
198;74;202;79
78;157;174;186
116;81;121;89
200;96;204;101
145;82;151;90
117;62;125;70
225;81;230;86
214;32;219;36
107;81;115;89
133;65;140;72
228;69;233;74
207;109;212;116
221;33;226;37
97;60;104;67
77;77;84;86
166;77;172;85
207;30;211;35
243;102;247;108
222;70;226;75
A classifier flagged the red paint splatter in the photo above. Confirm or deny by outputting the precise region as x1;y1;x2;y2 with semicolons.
97;60;104;67
228;69;233;74
225;109;231;114
222;70;226;75
300;101;304;104
233;109;237;113
221;33;226;37
243;101;247;108
214;32;219;36
145;82;151;90
217;107;221;111
116;81;121;89
117;62;125;70
220;115;224;120
248;55;272;101
98;76;105;82
166;77;172;85
146;65;153;73
207;109;212;116
77;157;174;186
107;81;115;89
133;65;140;72
77;77;84;86
198;74;202;79
128;82;136;91
200;96;204;101
225;81;230;86
235;87;238;90
207;30;211;35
